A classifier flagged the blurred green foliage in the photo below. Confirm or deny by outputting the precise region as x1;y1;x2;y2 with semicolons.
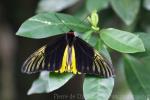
16;0;150;100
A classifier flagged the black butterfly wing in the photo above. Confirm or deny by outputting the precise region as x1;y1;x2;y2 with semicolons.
74;37;114;78
22;34;67;74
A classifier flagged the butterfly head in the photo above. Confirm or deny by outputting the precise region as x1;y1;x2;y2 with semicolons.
66;31;75;46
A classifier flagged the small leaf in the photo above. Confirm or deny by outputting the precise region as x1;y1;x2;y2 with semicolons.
37;0;79;12
100;28;145;53
111;0;140;25
123;55;150;100
27;71;73;95
86;0;109;12
16;12;90;38
87;10;100;31
83;76;114;100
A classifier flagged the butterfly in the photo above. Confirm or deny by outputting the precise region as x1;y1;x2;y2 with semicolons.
22;31;114;78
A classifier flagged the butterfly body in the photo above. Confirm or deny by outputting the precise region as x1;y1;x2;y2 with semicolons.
22;32;114;78
66;31;75;46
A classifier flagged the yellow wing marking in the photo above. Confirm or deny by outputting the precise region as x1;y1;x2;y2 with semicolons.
60;45;68;73
59;45;78;74
71;46;77;74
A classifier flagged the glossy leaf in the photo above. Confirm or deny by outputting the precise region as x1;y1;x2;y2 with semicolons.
111;0;140;25
16;12;90;38
100;28;145;53
83;77;114;100
86;0;109;12
28;71;73;95
124;55;150;100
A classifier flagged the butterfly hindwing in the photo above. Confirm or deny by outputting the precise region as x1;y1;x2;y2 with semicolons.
74;37;114;78
93;50;114;77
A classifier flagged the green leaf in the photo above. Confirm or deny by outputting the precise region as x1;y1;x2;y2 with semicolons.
139;33;150;55
100;45;112;63
87;10;100;31
16;12;90;38
27;71;73;95
100;28;145;53
86;0;109;12
83;43;113;100
110;0;140;25
143;0;150;10
88;34;99;47
37;0;79;12
82;31;112;62
83;76;114;100
132;33;150;57
95;38;103;51
81;30;99;47
123;55;150;100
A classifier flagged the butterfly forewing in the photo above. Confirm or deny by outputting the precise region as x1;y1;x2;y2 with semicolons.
22;34;67;74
